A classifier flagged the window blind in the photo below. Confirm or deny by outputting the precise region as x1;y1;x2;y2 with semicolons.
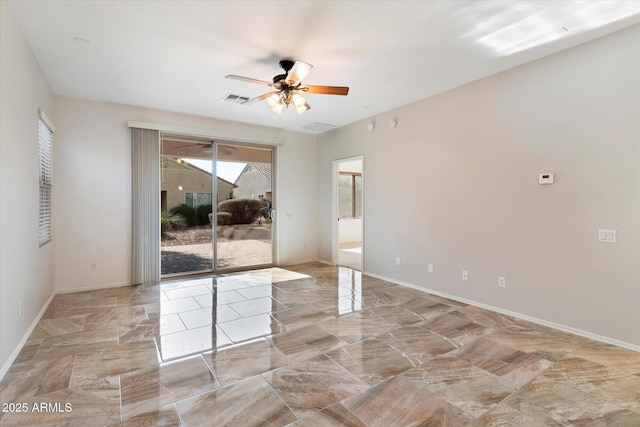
131;128;161;284
38;111;54;246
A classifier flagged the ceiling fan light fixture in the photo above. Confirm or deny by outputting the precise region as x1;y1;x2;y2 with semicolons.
266;93;280;108
292;93;306;107
285;61;313;85
270;103;283;115
296;102;311;115
227;58;348;117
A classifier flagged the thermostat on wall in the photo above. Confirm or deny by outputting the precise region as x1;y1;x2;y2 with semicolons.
538;173;554;184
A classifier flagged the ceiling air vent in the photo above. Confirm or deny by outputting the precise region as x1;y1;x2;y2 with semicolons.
223;94;250;104
302;122;337;132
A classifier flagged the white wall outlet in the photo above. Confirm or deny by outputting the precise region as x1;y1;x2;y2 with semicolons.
395;257;401;266
538;173;554;184
428;264;433;273
598;229;616;243
498;277;506;288
90;262;97;270
17;300;21;318
462;270;469;281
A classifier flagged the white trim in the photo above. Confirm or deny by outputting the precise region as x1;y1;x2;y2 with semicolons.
279;258;321;267
317;259;334;266
331;161;338;265
38;108;55;133
0;292;56;382
126;121;284;146
56;281;132;294
364;271;640;353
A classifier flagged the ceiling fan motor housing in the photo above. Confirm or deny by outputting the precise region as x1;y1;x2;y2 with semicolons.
279;59;295;72
273;59;295;84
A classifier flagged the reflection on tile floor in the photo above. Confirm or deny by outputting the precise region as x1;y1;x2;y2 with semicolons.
1;263;639;426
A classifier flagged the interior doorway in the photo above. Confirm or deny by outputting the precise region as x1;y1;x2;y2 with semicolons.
160;134;274;277
334;156;363;271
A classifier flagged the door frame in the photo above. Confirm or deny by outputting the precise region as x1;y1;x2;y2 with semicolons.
159;134;277;279
332;155;364;270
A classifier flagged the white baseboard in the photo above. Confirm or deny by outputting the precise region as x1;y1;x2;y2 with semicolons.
0;291;56;382
364;271;640;353
279;258;322;267
56;281;131;294
317;259;333;266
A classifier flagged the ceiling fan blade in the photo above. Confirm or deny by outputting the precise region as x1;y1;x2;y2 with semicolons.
301;85;349;95
285;61;313;85
242;91;279;105
225;75;274;87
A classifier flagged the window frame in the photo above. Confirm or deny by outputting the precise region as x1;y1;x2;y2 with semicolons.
338;171;362;219
38;109;55;246
184;191;213;209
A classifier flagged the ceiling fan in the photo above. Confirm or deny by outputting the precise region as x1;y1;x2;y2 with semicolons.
226;59;349;115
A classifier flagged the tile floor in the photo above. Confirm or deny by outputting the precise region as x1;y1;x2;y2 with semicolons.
1;263;639;426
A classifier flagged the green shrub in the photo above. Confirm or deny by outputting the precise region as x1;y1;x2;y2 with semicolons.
169;204;197;227
216;212;232;225
217;198;263;224
161;211;187;232
196;204;213;225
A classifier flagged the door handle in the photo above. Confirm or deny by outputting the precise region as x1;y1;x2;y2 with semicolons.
270;209;276;220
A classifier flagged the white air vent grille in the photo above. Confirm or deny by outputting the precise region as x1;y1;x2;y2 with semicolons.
223;94;250;104
302;122;338;132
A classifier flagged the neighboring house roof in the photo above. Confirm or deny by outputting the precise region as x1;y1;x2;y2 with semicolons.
163;157;237;187
216;175;237;188
237;162;272;182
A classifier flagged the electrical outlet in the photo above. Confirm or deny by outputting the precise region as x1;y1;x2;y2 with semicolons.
17;300;21;318
598;229;616;243
395;257;401;266
498;277;506;288
462;270;469;281
90;262;97;270
428;264;433;273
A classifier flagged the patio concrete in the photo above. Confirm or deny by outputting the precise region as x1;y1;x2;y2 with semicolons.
161;240;272;275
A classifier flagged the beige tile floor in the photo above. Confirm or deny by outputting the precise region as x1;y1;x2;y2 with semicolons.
1;263;639;426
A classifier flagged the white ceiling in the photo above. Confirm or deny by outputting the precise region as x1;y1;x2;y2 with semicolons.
7;1;640;134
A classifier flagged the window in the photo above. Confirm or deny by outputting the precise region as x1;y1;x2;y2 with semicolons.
185;192;212;208
338;172;362;218
38;110;54;245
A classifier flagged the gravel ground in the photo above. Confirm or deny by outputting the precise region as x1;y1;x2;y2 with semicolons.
161;224;271;246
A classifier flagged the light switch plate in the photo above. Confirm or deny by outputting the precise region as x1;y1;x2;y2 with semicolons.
598;229;616;243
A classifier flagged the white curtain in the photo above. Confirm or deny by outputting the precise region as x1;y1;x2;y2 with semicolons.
131;128;160;284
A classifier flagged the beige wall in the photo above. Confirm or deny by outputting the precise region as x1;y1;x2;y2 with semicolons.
217;179;235;203
318;25;640;348
161;159;213;211
161;160;235;213
53;96;319;292
0;2;55;376
233;168;272;200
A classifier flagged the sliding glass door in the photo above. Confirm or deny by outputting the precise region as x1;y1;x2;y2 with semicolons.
214;143;273;270
160;135;214;276
160;135;274;277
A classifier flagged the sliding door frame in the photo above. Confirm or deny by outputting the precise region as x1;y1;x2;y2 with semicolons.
213;140;277;273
